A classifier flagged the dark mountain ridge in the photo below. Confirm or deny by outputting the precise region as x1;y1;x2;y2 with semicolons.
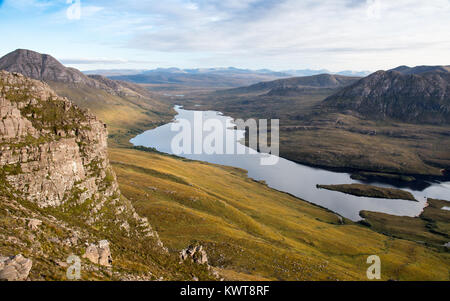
322;69;450;124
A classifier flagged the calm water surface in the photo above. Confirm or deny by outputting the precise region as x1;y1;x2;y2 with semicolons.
130;106;450;221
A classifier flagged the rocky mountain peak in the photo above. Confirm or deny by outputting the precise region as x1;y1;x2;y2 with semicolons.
0;49;90;85
0;49;149;98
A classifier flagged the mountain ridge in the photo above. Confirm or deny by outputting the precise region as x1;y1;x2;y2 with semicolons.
322;69;450;124
390;65;450;75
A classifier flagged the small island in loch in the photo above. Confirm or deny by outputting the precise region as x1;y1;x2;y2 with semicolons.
316;184;417;201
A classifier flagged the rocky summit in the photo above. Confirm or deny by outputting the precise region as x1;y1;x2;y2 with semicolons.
0;49;91;85
0;49;152;98
0;71;211;281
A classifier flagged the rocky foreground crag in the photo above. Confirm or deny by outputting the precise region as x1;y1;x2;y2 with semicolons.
0;71;212;280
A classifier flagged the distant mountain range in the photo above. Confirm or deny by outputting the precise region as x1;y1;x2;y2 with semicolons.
105;67;290;89
282;69;371;77
82;67;370;89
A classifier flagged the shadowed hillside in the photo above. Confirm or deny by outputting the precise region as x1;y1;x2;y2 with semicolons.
323;70;450;124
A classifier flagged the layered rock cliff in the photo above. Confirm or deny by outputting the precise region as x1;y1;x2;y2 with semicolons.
0;70;118;207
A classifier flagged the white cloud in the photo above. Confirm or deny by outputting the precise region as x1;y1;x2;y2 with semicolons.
109;0;448;70
4;0;449;70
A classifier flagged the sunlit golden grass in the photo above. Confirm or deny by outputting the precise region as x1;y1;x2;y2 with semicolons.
110;147;450;280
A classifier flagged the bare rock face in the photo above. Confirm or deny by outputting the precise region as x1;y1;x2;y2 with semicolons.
0;254;33;281
83;240;112;267
180;244;209;265
0;70;118;207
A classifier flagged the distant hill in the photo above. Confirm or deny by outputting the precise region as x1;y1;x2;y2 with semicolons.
221;74;361;96
390;65;450;75
83;69;147;76
283;69;371;77
108;67;290;88
323;68;450;124
0;49;174;145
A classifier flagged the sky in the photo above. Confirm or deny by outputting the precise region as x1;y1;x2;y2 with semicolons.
0;0;449;72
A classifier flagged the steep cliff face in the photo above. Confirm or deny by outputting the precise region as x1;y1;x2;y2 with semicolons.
0;71;211;281
0;70;117;207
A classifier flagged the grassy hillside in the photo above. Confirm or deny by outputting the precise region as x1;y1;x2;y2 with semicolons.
109;147;450;280
360;198;450;247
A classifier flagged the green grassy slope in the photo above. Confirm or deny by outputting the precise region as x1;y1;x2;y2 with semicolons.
360;198;450;247
109;147;450;281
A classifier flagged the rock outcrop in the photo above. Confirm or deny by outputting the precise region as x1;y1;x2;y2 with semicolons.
180;244;209;265
0;70;117;207
0;254;32;281
83;240;113;267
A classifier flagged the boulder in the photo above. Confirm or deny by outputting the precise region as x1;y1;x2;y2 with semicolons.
180;244;208;265
83;240;112;267
27;218;42;231
0;254;33;281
